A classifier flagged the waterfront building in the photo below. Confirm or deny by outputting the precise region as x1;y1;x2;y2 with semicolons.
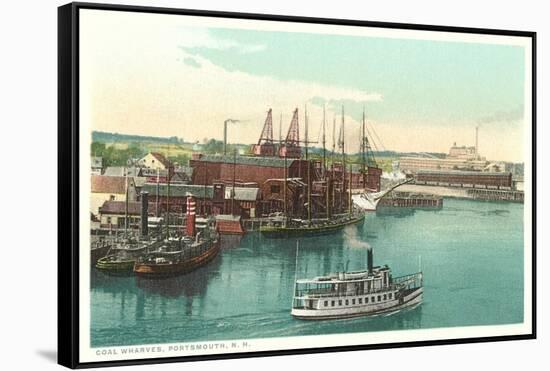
415;169;512;189
97;200;142;229
91;175;137;215
398;156;488;173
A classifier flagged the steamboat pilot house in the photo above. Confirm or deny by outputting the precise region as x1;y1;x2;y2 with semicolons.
291;247;423;319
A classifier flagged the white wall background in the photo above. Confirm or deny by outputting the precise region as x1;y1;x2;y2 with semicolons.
0;0;546;369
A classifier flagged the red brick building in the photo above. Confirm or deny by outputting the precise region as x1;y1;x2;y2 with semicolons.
190;154;311;186
415;170;512;189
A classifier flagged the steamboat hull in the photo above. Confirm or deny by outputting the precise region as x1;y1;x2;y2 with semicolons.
95;256;136;275
134;241;220;278
260;214;365;238
291;287;422;320
91;244;110;265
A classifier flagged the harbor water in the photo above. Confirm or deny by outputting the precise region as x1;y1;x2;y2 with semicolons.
91;199;524;347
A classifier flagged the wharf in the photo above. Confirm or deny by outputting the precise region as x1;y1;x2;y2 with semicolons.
378;191;443;208
396;184;524;203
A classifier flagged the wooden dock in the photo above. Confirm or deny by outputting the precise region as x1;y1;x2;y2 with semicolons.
378;191;443;208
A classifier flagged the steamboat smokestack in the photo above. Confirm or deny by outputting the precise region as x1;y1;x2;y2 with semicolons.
367;246;373;275
140;191;149;237
186;195;196;237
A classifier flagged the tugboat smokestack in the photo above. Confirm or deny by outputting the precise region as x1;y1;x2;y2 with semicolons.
140;191;149;237
367;246;373;275
186;196;196;237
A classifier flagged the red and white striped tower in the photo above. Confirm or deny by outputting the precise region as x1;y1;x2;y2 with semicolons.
186;196;196;237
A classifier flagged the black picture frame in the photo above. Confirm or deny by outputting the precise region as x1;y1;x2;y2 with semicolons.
58;2;537;368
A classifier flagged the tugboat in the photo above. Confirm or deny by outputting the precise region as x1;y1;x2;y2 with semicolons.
134;196;220;278
291;246;423;319
95;190;160;274
90;238;110;265
95;236;163;274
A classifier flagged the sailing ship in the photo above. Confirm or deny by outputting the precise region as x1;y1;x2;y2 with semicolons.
134;196;220;278
260;106;366;237
291;246;423;319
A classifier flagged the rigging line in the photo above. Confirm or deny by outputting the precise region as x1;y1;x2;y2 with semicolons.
364;124;380;152
315;115;323;144
368;121;387;152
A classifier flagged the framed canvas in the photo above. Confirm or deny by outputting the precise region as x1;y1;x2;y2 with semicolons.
58;2;536;368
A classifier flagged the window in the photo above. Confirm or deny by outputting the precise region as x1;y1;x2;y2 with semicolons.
324;301;328;307
365;297;369;303
352;299;356;305
338;300;342;306
345;300;349;306
270;185;281;194
383;294;387;300
358;298;362;304
331;301;335;307
107;217;111;224
377;295;381;302
389;293;393;299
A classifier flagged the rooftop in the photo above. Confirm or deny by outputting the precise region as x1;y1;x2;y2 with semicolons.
149;152;172;168
99;201;142;215
193;154;300;168
91;175;131;194
417;169;511;176
142;183;214;198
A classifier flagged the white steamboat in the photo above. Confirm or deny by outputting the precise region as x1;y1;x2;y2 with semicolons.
291;247;423;319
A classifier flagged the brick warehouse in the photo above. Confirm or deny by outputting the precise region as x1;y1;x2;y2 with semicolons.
189;153;382;218
415;170;512;189
141;182;262;219
190;153;310;186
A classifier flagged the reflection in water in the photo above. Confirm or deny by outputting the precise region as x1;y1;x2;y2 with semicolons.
135;255;222;298
91;199;524;347
220;234;243;250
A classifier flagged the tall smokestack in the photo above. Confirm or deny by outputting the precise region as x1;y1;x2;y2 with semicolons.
367;246;373;275
475;126;479;159
140;191;149;237
186;196;196;237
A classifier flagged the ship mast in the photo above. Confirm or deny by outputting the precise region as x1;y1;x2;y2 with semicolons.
322;104;327;174
323;105;329;219
203;161;208;215
165;166;171;239
305;105;311;222
283;153;287;227
231;149;236;215
332;116;336;212
155;168;160;217
125;173;129;237
361;107;367;190
341;106;346;214
279;112;283;145
348;163;352;216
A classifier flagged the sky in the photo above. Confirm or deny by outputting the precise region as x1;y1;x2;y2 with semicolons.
80;10;529;162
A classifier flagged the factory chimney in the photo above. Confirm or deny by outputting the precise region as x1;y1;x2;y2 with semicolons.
186;196;196;237
367;246;373;275
140;191;149;237
475;126;479;159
